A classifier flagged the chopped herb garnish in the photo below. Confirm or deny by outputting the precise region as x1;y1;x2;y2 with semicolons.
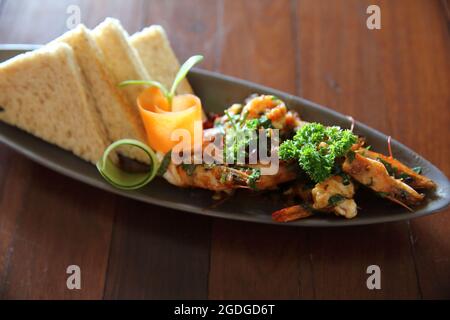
258;115;272;129
222;107;273;164
247;168;261;190
412;166;423;174
279;123;357;183
378;158;398;176
239;110;249;126
245;119;259;130
181;163;197;176
203;163;215;170
157;151;172;176
346;150;356;163
399;172;413;183
340;173;351;186
399;189;409;199
328;194;345;206
332;163;350;186
377;192;390;198
220;171;228;184
224;110;238;131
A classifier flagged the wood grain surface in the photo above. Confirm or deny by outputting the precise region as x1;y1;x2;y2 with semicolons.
0;0;448;299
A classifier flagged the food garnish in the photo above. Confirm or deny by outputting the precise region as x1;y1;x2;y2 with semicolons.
328;194;346;206
120;55;204;153
138;89;203;153
119;55;204;106
413;167;423;174
96;139;159;190
157;151;172;176
279;123;357;183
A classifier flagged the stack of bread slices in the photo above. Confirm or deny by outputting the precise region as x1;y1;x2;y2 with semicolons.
0;18;193;164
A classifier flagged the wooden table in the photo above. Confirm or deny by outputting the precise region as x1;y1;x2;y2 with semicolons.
0;0;448;299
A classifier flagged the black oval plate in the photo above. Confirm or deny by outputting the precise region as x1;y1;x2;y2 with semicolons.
0;45;449;227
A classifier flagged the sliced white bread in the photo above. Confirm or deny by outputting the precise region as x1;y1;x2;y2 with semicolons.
130;25;193;95
92;18;150;118
52;25;149;162
0;43;109;164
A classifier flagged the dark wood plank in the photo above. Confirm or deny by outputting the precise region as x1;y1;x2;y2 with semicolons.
369;0;450;299
382;0;450;299
442;0;450;23
0;0;29;299
209;220;313;299
103;199;210;299
296;0;425;299
146;0;222;70
207;0;313;299
0;162;115;299
302;224;420;299
102;0;217;299
412;214;450;299
0;148;33;298
216;0;298;91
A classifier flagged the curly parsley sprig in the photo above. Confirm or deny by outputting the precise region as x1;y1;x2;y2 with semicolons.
279;123;357;183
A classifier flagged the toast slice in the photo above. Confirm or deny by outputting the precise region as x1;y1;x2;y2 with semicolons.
0;43;109;164
92;18;150;118
52;25;149;162
130;25;193;95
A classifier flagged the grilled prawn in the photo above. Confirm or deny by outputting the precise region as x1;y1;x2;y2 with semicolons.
342;152;424;210
356;148;435;190
164;161;298;192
